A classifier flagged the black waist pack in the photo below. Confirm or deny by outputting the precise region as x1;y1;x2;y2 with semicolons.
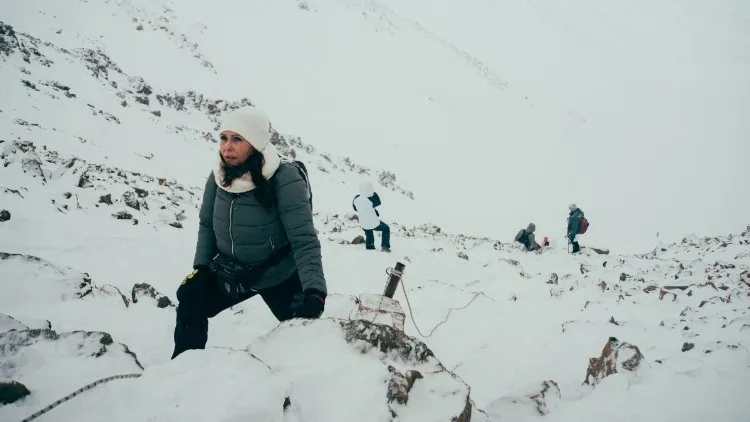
209;244;291;300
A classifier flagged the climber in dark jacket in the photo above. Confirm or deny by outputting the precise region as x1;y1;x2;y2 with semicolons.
514;223;539;251
567;204;584;254
171;106;327;359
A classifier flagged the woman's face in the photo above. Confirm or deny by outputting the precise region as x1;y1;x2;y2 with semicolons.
219;131;254;167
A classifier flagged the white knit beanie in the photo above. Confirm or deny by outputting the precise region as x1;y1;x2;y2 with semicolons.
569;203;578;211
219;106;273;152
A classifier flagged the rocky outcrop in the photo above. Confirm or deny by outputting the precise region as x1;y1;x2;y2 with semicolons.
0;328;143;373
583;337;645;386
0;313;28;333
0;210;10;222
131;283;173;308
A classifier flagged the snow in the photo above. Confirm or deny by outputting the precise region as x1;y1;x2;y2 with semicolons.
1;0;750;421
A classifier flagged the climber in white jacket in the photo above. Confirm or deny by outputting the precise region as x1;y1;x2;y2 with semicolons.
352;181;391;252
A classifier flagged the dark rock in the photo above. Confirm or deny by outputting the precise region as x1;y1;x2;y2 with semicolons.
136;83;152;96
133;187;148;198
135;95;149;105
100;332;114;345
458;252;469;260
150;110;161;117
620;273;628;282
609;316;619;326
0;379;30;405
169;222;183;229
345;213;359;221
99;194;113;205
547;273;559;285
113;210;132;220
351;235;365;245
682;342;695;352
715;261;735;269
0;210;10;222
283;396;291;411
122;191;140;210
21;79;39;91
643;285;659;293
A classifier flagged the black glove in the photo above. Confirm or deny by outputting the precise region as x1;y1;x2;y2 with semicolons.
176;265;210;303
293;289;326;319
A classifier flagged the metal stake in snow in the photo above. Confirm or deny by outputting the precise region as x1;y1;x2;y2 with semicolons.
383;262;406;298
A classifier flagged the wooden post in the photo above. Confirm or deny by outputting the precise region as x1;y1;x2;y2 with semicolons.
383;262;406;298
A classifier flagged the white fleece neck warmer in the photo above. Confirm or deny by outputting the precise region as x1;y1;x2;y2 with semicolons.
213;147;281;193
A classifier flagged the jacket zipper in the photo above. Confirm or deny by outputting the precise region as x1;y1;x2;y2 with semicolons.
229;195;237;258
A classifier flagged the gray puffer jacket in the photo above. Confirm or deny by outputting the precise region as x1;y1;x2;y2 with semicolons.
193;162;326;295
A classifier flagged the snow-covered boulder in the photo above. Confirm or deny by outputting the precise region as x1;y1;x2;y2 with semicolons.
485;380;562;418
131;283;173;308
0;329;143;421
19;319;473;422
583;337;645;386
0;253;93;307
0;313;28;333
249;319;473;421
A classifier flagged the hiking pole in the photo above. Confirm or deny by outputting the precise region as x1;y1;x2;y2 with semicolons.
384;262;406;298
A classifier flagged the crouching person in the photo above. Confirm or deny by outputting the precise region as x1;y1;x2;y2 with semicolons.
514;223;540;252
172;106;327;360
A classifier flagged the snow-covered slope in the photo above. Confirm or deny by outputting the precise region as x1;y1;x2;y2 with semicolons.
5;0;748;251
2;0;749;421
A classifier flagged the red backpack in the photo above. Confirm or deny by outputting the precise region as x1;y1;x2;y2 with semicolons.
578;217;590;234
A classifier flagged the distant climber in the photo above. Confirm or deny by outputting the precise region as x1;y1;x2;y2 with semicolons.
171;106;327;360
567;203;586;253
542;236;550;247
352;181;391;252
514;223;540;251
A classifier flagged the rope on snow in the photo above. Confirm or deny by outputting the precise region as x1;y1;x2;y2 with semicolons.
397;272;486;338
19;373;143;422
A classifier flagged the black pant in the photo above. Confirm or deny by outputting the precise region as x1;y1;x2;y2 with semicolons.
364;221;390;249
171;271;303;359
570;237;580;253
